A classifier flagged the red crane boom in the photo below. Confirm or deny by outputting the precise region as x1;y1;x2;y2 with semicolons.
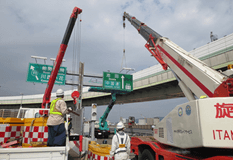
41;7;82;109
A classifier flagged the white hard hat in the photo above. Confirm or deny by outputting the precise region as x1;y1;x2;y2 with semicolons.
56;89;64;97
116;121;125;129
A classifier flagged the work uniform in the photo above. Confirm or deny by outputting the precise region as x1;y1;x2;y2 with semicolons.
110;131;130;160
47;98;69;146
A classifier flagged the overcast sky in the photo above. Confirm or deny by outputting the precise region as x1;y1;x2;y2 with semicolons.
1;0;233;122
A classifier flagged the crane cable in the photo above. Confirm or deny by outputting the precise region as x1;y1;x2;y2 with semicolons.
72;15;82;90
121;17;127;70
72;23;76;90
78;14;82;69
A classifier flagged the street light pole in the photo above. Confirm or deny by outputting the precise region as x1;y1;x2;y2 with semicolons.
31;56;47;64
120;67;135;73
20;93;23;107
50;58;66;66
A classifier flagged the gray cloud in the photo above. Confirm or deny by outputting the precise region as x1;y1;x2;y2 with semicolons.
0;0;233;121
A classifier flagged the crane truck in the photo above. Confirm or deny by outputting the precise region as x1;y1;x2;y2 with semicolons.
123;12;233;160
0;7;86;160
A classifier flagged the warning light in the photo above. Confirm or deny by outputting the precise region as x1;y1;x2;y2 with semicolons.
71;91;80;104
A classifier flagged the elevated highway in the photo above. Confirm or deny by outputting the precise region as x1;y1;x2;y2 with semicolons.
0;33;233;109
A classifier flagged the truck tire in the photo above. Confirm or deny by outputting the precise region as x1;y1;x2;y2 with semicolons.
140;149;154;160
134;155;138;160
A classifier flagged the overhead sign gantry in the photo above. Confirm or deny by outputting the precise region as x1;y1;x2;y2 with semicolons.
26;63;67;85
103;72;133;91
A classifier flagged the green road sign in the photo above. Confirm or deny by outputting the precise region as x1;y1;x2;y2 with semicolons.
26;63;66;85
103;72;133;91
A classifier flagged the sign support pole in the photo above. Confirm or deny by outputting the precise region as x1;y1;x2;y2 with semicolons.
73;62;84;135
78;62;84;110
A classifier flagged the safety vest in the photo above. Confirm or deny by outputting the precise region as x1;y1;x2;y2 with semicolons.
50;98;62;115
115;132;128;154
64;121;71;125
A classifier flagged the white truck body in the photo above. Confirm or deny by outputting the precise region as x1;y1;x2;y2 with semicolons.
154;97;233;149
0;108;90;160
0;146;68;160
150;36;233;149
16;107;50;118
0;124;70;160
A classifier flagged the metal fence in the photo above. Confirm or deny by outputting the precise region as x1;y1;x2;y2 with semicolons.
0;109;23;118
0;109;19;118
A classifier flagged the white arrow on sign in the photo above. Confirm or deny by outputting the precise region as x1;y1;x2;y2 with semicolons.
30;65;39;80
121;75;124;89
30;66;35;70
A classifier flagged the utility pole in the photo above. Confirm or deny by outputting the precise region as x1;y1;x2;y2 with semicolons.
79;62;84;135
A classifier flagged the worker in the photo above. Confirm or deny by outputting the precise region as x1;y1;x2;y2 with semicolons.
64;116;72;136
110;121;130;160
47;89;71;146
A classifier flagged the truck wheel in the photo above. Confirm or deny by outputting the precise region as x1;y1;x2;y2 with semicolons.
134;155;138;160
140;149;154;160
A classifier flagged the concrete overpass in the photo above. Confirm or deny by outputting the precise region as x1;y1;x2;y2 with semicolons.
0;33;233;109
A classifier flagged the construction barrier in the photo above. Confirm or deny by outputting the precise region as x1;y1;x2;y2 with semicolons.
0;118;24;125
0;125;23;143
87;141;114;160
0;117;48;146
0;118;24;143
87;150;114;160
0;117;80;149
23;117;48;145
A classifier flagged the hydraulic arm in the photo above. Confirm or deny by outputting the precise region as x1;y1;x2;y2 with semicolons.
123;12;233;99
88;86;131;132
42;7;82;109
99;93;116;131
